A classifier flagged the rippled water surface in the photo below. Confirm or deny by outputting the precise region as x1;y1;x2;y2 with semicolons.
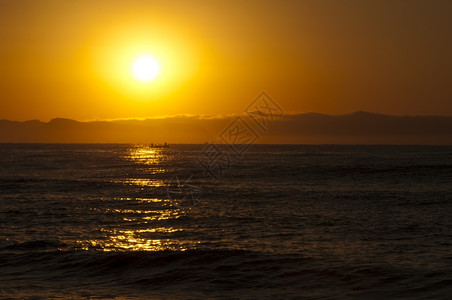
0;144;451;299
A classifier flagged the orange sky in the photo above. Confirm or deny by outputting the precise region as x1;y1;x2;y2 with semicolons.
1;0;452;121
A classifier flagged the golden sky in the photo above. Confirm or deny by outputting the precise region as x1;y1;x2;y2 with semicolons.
1;0;452;121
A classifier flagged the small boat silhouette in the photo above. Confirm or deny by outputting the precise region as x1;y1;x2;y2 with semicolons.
150;142;169;148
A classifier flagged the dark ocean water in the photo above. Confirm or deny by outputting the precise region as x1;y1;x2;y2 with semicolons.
0;144;451;299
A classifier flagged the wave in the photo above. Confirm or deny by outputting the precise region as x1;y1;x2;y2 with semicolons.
2;240;68;251
1;248;451;299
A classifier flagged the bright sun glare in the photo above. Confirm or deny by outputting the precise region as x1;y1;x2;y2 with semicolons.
132;56;160;82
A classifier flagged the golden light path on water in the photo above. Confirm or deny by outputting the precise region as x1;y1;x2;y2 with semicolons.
78;146;198;252
127;146;169;166
111;179;165;187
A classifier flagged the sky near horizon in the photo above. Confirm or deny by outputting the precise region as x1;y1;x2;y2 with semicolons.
1;0;452;122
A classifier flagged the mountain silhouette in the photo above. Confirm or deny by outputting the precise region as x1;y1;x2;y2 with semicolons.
1;112;452;144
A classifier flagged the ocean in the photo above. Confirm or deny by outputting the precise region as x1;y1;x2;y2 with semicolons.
0;144;451;299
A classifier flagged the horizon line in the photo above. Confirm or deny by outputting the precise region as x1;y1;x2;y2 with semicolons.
3;110;452;123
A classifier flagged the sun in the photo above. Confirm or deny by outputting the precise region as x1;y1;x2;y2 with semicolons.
132;56;160;82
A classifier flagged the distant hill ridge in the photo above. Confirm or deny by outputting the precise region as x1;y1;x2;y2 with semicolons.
1;112;452;144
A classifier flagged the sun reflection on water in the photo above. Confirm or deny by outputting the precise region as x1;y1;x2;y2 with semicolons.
111;178;165;187
78;222;200;252
76;146;195;252
78;233;199;252
126;146;172;167
81;200;196;251
81;227;197;252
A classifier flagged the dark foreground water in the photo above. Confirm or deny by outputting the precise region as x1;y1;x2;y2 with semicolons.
0;144;451;299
